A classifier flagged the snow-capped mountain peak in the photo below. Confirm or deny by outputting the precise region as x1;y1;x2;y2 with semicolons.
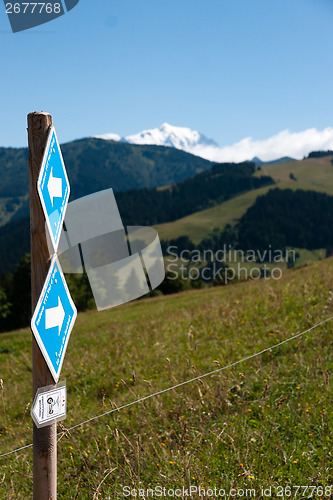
125;123;218;150
95;123;218;152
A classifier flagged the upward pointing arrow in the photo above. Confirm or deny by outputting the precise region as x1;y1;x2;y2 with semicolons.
47;167;62;207
45;297;65;333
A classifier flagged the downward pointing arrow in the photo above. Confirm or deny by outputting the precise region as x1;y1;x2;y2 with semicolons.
45;297;65;333
47;168;62;207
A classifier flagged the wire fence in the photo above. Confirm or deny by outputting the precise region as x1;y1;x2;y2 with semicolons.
0;315;332;460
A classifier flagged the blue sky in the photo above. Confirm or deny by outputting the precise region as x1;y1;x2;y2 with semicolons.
1;0;333;150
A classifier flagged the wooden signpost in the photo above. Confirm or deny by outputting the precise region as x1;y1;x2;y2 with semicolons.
28;112;57;499
28;112;76;499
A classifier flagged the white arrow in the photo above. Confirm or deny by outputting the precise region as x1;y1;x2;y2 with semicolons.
45;297;65;333
47;167;62;207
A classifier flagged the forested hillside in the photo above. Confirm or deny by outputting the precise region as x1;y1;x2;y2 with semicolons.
160;188;333;263
0;138;213;226
237;188;333;251
0;139;213;198
0;161;273;275
116;161;273;225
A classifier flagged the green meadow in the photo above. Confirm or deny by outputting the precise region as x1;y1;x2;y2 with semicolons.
0;257;333;498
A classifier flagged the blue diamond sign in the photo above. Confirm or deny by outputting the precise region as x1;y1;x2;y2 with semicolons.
38;124;70;253
31;256;77;382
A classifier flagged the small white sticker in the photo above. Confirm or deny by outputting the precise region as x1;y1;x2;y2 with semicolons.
31;381;67;428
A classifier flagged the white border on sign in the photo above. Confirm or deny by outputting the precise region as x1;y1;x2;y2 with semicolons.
37;123;70;254
31;380;67;429
30;255;77;383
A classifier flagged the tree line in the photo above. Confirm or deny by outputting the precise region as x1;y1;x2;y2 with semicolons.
236;188;333;252
115;161;273;225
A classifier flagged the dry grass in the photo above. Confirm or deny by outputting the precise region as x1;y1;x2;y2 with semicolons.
0;258;333;497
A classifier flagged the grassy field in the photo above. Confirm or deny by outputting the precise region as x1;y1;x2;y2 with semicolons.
0;257;333;498
155;156;333;243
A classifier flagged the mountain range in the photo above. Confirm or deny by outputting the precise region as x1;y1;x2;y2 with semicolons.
95;123;333;164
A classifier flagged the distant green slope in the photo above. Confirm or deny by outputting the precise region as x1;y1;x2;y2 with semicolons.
116;162;273;226
155;156;333;242
254;155;333;192
155;186;272;243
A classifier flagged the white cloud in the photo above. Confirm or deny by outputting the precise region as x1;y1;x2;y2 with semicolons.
190;127;333;163
95;132;121;141
95;125;333;163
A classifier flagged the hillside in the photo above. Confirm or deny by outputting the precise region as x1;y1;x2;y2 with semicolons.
1;154;333;274
237;188;333;251
116;161;273;225
155;155;333;242
155;186;271;243
0;161;272;274
1;258;333;497
254;155;333;191
0;138;213;226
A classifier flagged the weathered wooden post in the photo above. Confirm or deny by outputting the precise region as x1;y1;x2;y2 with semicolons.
28;112;57;499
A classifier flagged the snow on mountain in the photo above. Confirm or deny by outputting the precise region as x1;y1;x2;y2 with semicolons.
124;123;218;150
95;124;333;163
95;123;217;153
